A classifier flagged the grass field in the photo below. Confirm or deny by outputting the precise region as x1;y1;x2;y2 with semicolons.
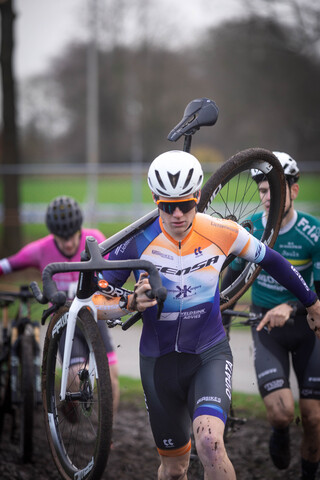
118;375;301;419
1;172;320;244
1;172;320;203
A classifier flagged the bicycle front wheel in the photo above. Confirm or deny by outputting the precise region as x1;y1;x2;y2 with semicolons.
198;148;286;310
42;305;113;480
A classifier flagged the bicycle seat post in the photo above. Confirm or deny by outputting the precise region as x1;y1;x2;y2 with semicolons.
183;135;192;153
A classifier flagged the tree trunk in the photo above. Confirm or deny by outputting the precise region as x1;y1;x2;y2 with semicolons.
0;0;21;256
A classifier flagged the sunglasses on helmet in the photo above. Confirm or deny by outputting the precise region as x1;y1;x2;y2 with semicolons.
156;197;198;214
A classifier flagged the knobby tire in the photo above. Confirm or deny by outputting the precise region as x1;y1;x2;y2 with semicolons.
42;305;113;480
198;147;286;310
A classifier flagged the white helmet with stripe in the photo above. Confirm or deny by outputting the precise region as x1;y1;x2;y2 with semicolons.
147;150;203;198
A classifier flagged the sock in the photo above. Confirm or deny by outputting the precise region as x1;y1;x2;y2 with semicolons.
301;458;319;480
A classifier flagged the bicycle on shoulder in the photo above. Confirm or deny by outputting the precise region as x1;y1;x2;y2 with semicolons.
0;285;42;463
30;97;287;480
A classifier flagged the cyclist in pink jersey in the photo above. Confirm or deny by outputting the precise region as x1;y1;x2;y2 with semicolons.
0;196;119;418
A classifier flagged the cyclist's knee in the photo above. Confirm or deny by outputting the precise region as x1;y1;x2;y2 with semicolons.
300;402;320;432
196;431;226;465
264;390;294;426
194;417;226;465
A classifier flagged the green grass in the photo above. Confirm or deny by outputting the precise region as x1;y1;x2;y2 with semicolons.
119;377;301;419
11;175;154;204
19;222;130;244
1;172;320;245
1;172;319;204
119;376;145;405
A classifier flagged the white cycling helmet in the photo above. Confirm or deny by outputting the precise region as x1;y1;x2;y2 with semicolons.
251;151;299;185
147;150;203;198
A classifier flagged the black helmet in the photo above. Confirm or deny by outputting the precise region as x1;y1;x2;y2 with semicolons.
46;196;83;239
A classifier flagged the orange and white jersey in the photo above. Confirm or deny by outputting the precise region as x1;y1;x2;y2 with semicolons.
103;213;265;357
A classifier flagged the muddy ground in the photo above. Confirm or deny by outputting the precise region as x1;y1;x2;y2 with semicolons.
0;396;314;480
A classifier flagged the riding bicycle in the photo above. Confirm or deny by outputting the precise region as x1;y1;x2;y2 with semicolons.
0;285;41;463
30;97;320;480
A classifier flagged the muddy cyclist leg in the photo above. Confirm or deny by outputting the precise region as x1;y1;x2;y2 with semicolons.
193;415;236;480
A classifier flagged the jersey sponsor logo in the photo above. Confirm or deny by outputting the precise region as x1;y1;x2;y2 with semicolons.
181;308;206;320
174;284;201;298
258;368;277;379
163;438;174;448
297;217;320;243
156;256;219;276
194;247;202;256
151;249;174;260
196;395;221;404
115;238;131;255
254;243;263;261
301;389;320;398
225;360;233;400
264;379;285;392
290;265;309;290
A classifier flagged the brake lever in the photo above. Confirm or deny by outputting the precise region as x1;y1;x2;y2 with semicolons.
41;304;61;325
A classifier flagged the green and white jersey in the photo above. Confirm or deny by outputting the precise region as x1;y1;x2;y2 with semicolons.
231;210;320;308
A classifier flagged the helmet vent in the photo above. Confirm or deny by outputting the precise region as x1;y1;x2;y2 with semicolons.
168;171;180;189
183;168;194;189
155;170;165;190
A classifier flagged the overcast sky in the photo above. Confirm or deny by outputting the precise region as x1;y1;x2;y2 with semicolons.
14;0;245;79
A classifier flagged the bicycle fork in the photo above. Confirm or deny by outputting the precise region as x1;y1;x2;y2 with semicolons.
59;296;98;402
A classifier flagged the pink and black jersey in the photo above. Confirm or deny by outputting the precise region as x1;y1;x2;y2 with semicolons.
0;229;106;291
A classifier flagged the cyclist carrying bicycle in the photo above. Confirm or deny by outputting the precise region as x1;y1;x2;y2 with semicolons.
0;195;120;418
223;152;320;480
93;150;320;480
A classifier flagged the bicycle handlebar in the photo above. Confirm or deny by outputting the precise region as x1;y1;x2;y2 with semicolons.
0;286;35;307
30;236;167;309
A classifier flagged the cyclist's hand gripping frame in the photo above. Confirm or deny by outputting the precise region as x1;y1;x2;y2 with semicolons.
30;236;167;401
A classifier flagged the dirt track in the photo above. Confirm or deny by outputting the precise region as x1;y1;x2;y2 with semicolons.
0;396;311;480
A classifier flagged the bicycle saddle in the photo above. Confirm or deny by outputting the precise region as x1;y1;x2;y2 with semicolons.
167;97;219;142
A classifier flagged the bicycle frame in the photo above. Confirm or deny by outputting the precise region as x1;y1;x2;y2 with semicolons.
59;295;98;401
31;235;167;402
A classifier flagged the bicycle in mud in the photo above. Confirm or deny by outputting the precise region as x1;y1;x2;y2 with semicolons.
0;285;42;463
30;97;286;480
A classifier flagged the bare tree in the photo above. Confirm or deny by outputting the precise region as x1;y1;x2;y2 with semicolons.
197;17;320;163
0;0;21;255
241;0;320;58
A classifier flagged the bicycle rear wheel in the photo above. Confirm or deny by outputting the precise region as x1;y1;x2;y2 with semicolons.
18;333;34;462
42;305;113;480
198;148;286;310
0;351;10;438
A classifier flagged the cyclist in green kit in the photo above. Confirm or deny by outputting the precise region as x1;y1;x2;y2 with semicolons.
224;152;320;480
